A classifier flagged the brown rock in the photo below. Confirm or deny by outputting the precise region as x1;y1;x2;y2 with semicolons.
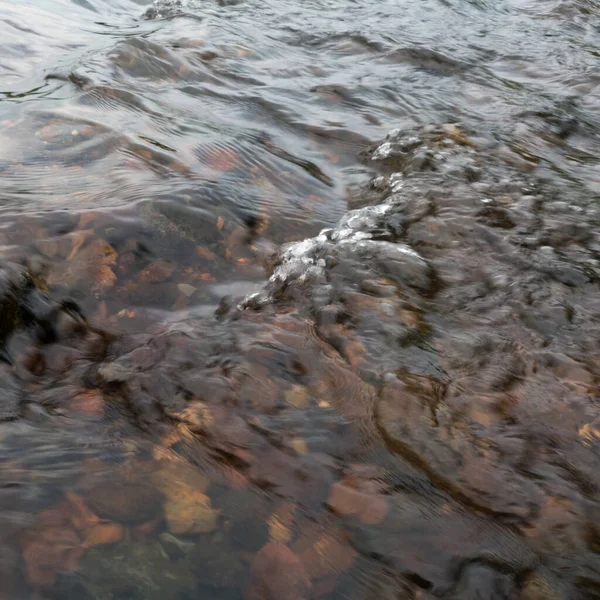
299;533;355;580
117;251;137;276
152;461;210;496
326;482;365;517
55;230;93;260
139;258;176;283
47;238;117;294
85;479;164;525
326;481;388;525
522;573;566;600
196;245;217;260
360;495;388;525
70;389;104;417
66;491;101;532
290;438;308;454
164;488;220;535
22;526;82;588
77;211;99;230
83;523;124;548
285;386;309;408
247;543;310;600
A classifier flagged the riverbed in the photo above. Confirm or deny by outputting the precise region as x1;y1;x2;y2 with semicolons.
1;0;600;598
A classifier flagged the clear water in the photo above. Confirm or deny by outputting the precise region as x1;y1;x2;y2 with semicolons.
1;0;600;598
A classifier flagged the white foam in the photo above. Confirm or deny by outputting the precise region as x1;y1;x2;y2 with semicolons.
236;125;440;309
372;141;393;160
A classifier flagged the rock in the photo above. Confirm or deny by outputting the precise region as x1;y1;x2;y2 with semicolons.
192;533;247;588
376;374;544;520
96;362;131;384
143;0;191;20
82;523;124;548
164;488;220;534
63;540;197;600
70;389;104;417
521;571;569;600
139;259;176;283
290;437;308;454
298;532;355;580
66;491;101;533
351;497;536;593
356;240;434;294
152;461;210;496
159;532;196;559
196;245;217;260
85;478;164;525
177;283;197;297
47;239;117;295
0;263;30;345
21;526;83;589
247;543;311;600
326;483;364;518
284;386;309;408
3;121;600;600
446;563;516;600
326;481;388;525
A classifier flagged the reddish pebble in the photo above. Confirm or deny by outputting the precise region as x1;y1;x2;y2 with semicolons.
83;523;124;548
71;390;104;417
247;543;311;600
327;481;388;525
196;245;217;260
299;534;355;580
139;259;175;283
21;526;82;588
326;482;365;517
360;494;388;525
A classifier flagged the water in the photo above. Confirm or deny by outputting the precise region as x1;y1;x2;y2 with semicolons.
1;0;600;598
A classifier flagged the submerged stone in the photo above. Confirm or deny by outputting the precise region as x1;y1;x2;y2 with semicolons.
2;124;600;599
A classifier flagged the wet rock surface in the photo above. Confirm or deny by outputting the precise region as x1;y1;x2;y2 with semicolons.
0;263;31;348
2;125;600;599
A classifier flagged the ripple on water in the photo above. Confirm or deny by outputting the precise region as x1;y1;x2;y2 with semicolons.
1;0;600;597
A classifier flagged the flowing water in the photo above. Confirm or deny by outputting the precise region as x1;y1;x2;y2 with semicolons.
2;0;600;598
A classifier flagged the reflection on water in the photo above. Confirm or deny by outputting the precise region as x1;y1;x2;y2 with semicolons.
1;0;600;598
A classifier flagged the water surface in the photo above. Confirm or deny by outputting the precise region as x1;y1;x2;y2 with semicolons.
1;0;600;598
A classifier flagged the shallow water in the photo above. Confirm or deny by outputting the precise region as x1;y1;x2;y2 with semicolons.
1;0;599;321
1;0;600;598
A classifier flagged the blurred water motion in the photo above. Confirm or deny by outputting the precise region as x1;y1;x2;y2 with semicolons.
1;0;600;598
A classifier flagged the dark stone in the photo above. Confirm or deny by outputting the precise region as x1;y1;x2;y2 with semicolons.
0;263;30;347
447;563;516;600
